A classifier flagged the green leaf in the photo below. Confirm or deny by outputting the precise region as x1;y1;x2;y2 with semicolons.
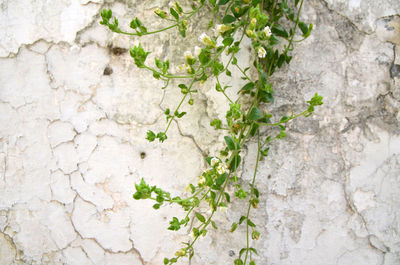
153;203;161;209
277;54;285;68
101;9;112;20
130;19;138;29
199;49;211;65
175;2;183;13
212;61;224;75
224;192;231;202
223;15;236;24
170;8;179;20
234;259;244;265
250;261;256;265
235;188;247;199
307;93;324;106
272;24;289;38
156;132;167;142
240;82;255;92
168;217;181;231
229;154;241;171
218;0;230;5
298;21;308;35
195;213;206;223
211;220;218;229
285;54;292;64
253;187;259;198
239;215;246;224
224;136;235;150
247;219;256;227
205;174;213;186
249;107;262;121
280;116;290;123
176;111;186;118
146;130;156;142
130;44;150;68
230;222;238;232
216;173;227;186
210;119;222;129
249;248;258;255
276;130;286;139
249;123;259;137
222;36;234;46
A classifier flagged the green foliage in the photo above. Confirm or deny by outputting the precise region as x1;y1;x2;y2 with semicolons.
100;1;323;264
129;44;150;68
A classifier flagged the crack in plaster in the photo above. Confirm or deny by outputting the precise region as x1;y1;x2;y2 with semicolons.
2;0;399;264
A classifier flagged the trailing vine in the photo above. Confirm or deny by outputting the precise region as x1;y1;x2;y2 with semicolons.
100;0;323;264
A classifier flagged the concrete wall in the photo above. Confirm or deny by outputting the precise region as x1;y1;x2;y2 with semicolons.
0;0;399;264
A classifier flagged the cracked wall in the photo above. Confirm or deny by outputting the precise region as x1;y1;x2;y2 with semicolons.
0;0;399;264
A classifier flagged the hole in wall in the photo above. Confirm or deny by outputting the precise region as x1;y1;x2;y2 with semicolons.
140;152;146;159
111;47;127;56
103;66;113;75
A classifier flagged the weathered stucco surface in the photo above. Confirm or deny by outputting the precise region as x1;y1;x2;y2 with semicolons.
0;0;399;264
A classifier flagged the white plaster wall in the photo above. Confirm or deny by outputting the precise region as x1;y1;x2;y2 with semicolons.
0;0;399;264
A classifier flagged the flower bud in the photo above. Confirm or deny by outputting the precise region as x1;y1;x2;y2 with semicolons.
184;51;195;65
154;8;167;19
246;29;256;39
249;18;257;30
215;24;234;36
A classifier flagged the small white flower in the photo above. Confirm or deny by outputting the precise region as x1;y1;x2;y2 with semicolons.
199;33;209;43
263;26;272;38
194;46;202;57
199;33;214;47
210;157;219;167
258;47;266;58
216;163;227;175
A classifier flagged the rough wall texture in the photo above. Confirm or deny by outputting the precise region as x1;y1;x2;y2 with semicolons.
0;0;399;264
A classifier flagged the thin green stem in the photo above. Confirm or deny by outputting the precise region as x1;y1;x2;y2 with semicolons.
257;109;309;127
114;3;205;36
143;66;195;79
243;130;261;264
235;63;254;83
183;188;211;222
164;92;189;134
216;76;233;103
284;0;304;54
